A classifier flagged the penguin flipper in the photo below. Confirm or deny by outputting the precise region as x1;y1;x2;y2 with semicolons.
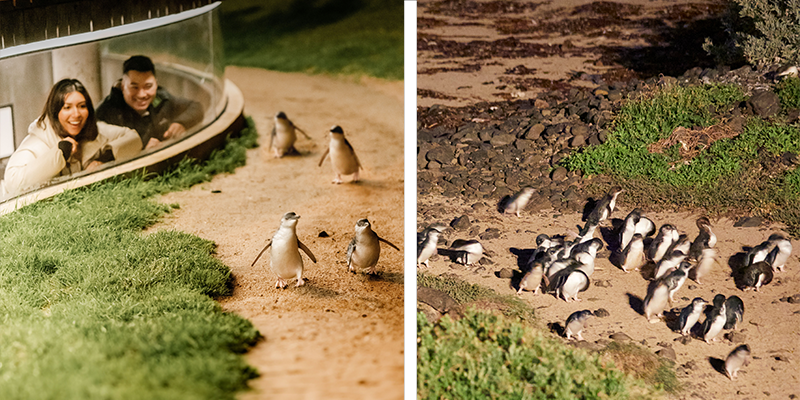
297;239;317;263
378;236;400;251
295;126;312;140
268;126;276;151
251;240;272;266
344;138;362;170
346;237;357;267
318;148;330;166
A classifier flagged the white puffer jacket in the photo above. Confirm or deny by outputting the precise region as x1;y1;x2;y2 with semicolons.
2;117;140;197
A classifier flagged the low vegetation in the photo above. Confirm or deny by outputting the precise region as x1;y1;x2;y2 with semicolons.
220;0;403;80
417;310;664;399
562;81;800;236
418;272;534;322
0;120;260;399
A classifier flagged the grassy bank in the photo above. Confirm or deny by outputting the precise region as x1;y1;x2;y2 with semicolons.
0;120;260;399
220;0;403;80
563;81;800;236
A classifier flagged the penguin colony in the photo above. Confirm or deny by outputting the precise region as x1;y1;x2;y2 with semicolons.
418;186;794;380
251;113;400;288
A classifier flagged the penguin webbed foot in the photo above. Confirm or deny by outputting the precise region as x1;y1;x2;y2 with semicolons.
276;278;289;289
295;277;305;287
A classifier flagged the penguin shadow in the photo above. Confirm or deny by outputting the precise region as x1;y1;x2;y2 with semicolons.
581;198;598;222
497;195;512;214
639;261;658;281
294;281;340;298
508;247;536;290
663;308;683;332
367;271;404;284
608;251;625;269
600;218;625;252
709;357;727;376
436;248;464;263
547;322;566;337
626;292;645;316
728;249;750;288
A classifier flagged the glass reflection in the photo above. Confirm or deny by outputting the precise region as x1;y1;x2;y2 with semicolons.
0;6;225;202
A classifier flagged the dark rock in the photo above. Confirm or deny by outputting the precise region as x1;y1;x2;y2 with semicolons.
417;286;464;319
479;228;502;240
594;308;610;318
426;145;455;165
747;90;781;117
787;294;800;304
734;216;765;227
498;268;514;279
550;167;568;182
588;133;602;146
656;347;677;361
675;335;692;345
450;215;471;230
610;332;632;342
598;129;609;143
570;134;586;147
490;133;515;147
725;331;746;343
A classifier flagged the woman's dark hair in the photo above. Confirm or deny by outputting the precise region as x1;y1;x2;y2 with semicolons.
37;78;99;142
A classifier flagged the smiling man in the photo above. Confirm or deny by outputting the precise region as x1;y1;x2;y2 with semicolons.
96;55;203;150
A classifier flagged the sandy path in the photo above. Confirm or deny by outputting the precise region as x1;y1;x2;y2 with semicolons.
418;196;800;399
149;67;404;399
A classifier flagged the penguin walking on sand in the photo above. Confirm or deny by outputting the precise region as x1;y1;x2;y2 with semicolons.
417;223;445;268
318;125;362;184
648;224;679;263
517;262;544;295
746;237;775;266
692;247;718;284
663;261;692;303
503;186;536;217
678;297;706;336
725;344;751;380
688;217;716;261
741;261;774;291
565;310;594;340
765;234;792;272
586;186;624;225
643;278;670;323
268;111;311;158
654;250;687;280
621;233;646;273
346;218;399;275
667;234;691;256
450;239;485;266
723;296;745;330
252;212;317;289
554;267;590;302
704;296;727;343
619;209;655;250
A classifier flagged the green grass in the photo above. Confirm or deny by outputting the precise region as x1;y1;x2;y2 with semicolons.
0;119;260;399
417;310;662;399
220;0;403;80
600;342;680;394
776;76;800;110
418;272;535;323
562;84;800;236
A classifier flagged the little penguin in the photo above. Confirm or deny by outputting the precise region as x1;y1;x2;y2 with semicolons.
564;310;594;340
517;262;544;295
664;261;692;303
704;300;727;343
347;218;399;275
688;217;716;261
741;261;774;291
251;212;317;289
667;234;691;256
503;186;536;217
318;125;362;184
654;250;686;280
746;237;774;266
586;186;624;225
555;268;590;302
765;234;792;272
648;224;679;262
417;223;445;268
678;297;706;336
450;239;484;266
621;233;646;273
725;344;751;380
723;295;745;330
643;278;670;323
692;247;718;284
268;111;311;158
619;208;655;250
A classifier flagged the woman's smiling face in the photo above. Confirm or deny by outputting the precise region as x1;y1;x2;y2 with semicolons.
58;91;88;137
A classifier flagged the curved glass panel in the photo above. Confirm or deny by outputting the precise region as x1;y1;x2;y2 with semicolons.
0;3;225;202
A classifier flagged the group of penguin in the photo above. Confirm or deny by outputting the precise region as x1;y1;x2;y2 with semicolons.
251;113;399;289
417;185;794;380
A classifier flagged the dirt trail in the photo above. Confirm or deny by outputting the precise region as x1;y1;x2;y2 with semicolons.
149;67;404;400
418;196;800;399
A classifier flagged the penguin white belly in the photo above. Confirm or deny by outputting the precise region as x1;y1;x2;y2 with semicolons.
644;284;669;322
273;128;296;152
270;231;303;280
704;313;726;342
331;141;359;175
352;238;381;271
418;244;436;265
682;311;701;335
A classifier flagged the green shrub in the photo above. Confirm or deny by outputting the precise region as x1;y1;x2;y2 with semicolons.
417;310;660;399
776;76;800;110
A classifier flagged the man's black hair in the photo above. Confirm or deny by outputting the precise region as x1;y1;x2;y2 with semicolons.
123;55;156;76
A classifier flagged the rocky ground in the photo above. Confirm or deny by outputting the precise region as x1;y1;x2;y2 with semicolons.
417;0;800;399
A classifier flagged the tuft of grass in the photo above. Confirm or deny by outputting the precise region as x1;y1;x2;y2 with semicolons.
776;76;800;110
600;342;680;394
220;0;403;80
418;272;535;323
417;310;663;399
0;118;261;399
